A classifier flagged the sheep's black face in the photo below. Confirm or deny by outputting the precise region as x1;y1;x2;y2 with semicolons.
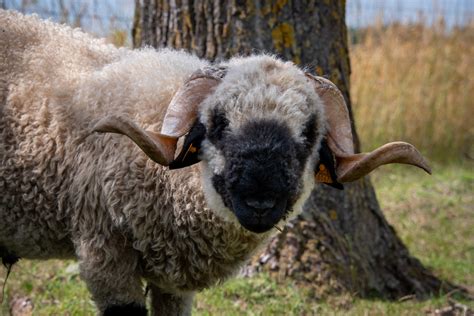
208;114;312;233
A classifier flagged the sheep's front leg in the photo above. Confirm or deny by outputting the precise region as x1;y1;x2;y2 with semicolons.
77;236;147;315
149;283;194;316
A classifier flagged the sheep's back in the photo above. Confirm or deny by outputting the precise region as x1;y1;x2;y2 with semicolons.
0;10;211;260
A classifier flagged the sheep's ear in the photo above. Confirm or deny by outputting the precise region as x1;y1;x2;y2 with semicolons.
91;67;225;166
169;122;206;169
306;73;431;183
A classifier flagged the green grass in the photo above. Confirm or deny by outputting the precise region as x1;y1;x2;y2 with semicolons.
196;280;472;315
371;163;474;289
1;162;472;315
1;261;95;315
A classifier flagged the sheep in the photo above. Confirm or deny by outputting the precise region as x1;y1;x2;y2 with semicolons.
0;10;431;315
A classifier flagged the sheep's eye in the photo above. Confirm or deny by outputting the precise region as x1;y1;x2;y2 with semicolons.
301;114;317;148
295;115;318;165
208;109;229;144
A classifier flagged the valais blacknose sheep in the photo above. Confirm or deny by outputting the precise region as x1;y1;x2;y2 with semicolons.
0;10;431;315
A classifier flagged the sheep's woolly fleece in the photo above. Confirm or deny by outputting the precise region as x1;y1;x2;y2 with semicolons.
0;9;326;310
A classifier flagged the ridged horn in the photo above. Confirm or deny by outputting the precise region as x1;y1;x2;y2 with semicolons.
306;74;354;156
92;67;225;166
161;67;226;137
92;114;177;165
336;142;432;182
306;73;431;182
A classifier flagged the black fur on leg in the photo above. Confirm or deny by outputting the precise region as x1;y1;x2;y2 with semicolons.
103;303;147;316
0;246;19;267
0;246;20;304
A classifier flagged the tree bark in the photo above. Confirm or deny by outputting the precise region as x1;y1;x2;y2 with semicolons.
133;0;454;298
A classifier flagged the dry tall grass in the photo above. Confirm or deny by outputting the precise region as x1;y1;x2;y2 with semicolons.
350;22;474;162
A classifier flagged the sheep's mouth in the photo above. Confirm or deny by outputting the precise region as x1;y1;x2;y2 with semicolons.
230;195;288;234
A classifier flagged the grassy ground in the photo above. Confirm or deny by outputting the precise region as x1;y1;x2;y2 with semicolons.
1;162;472;315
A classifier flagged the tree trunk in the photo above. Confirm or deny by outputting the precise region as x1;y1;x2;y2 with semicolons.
133;0;454;298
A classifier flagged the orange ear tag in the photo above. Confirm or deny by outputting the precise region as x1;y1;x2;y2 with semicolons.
188;145;197;153
315;164;333;183
181;144;197;161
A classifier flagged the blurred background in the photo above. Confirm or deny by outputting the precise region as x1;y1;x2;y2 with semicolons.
1;1;473;315
2;1;473;37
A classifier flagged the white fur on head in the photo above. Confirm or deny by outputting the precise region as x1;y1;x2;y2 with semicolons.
200;55;326;142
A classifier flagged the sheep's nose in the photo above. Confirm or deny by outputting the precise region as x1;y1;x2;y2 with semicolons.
245;197;276;216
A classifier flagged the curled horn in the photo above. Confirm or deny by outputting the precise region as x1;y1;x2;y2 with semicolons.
306;73;431;183
92;67;225;166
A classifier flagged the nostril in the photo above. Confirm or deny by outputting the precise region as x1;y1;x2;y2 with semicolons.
245;197;276;210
